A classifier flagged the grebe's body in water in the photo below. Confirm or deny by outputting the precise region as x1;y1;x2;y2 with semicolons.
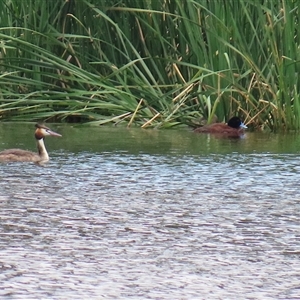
0;124;61;164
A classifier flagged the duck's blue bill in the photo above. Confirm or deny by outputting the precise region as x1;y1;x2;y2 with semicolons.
240;122;247;129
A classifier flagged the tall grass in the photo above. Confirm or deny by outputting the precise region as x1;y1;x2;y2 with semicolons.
0;0;299;130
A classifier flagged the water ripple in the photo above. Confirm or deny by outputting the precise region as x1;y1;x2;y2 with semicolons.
0;152;300;299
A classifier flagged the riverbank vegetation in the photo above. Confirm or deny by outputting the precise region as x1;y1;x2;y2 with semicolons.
0;0;299;130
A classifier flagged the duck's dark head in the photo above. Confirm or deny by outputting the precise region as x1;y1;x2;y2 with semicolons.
227;117;247;129
35;124;62;140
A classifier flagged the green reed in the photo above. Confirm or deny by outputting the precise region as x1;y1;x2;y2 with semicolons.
0;0;299;130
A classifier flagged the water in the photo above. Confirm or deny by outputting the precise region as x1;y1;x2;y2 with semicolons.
0;123;300;299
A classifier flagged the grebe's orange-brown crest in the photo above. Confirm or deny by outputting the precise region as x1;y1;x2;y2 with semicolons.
35;123;52;130
0;124;62;164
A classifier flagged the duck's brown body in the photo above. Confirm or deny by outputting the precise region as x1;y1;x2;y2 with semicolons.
194;123;245;134
0;124;61;164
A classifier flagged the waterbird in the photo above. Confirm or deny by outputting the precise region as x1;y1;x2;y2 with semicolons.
0;124;62;164
194;116;247;137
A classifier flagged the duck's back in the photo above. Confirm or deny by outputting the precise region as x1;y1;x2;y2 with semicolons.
194;123;234;133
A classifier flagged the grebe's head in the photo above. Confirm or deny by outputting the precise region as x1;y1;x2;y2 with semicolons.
35;124;62;140
227;117;247;129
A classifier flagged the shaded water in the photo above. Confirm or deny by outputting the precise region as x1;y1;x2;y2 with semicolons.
0;123;300;299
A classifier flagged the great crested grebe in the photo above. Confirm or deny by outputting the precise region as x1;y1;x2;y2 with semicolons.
194;116;247;137
0;124;62;164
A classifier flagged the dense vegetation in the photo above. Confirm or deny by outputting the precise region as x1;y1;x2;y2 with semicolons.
0;0;300;130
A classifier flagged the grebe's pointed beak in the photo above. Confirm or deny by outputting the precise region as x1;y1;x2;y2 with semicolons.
47;130;62;137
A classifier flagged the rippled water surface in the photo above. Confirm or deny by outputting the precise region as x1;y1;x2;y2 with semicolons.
0;123;300;299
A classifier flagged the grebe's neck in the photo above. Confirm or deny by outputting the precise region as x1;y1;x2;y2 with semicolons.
36;138;49;162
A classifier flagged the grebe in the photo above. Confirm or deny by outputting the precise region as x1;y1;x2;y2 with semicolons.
0;124;61;164
194;116;247;137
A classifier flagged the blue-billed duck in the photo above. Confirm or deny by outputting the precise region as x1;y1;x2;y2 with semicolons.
194;116;247;137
